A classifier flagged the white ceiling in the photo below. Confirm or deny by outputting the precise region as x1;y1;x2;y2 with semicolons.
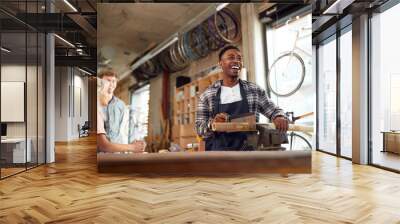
97;3;212;77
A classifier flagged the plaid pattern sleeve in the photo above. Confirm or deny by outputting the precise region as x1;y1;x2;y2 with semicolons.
195;86;215;138
253;83;286;120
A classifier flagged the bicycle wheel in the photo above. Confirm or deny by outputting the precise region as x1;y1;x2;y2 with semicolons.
207;13;227;49
189;25;209;58
267;52;305;97
213;8;241;44
288;132;312;150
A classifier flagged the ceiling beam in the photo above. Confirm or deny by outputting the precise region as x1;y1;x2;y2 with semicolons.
67;13;97;38
55;55;96;71
14;13;82;32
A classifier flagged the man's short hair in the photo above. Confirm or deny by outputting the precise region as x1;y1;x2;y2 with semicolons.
219;45;240;60
98;69;117;79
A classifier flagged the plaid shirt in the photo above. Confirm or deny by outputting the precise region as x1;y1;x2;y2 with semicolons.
195;79;286;138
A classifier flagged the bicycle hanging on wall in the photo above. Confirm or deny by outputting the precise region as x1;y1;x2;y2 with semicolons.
267;20;312;97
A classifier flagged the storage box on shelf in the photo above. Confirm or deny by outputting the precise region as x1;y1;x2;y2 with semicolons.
382;131;400;154
172;72;222;151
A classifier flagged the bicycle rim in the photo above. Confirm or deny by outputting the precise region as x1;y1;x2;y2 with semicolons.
214;8;241;44
267;52;305;97
289;132;312;150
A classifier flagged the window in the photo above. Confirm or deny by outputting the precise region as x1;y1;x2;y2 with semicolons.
265;13;314;150
129;85;150;141
370;3;400;171
0;1;46;179
340;27;352;158
317;36;337;155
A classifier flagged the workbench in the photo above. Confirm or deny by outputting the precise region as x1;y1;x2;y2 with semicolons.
97;151;311;174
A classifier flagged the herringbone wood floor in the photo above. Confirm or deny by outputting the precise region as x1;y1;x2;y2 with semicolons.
1;136;400;224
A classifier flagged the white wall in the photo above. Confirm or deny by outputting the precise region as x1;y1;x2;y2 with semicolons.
73;73;89;138
1;65;26;140
1;63;46;164
54;67;89;141
1;65;34;137
55;67;69;141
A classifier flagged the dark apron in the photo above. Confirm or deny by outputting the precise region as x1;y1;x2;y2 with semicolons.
205;82;253;151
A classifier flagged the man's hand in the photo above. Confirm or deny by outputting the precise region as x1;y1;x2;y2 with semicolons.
213;113;229;123
273;116;289;133
127;140;146;153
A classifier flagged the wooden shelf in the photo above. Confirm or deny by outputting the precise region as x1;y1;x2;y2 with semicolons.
172;72;221;149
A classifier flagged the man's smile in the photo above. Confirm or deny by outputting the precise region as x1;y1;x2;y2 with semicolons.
230;64;241;74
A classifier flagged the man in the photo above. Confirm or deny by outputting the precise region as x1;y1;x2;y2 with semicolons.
195;45;289;151
97;69;145;153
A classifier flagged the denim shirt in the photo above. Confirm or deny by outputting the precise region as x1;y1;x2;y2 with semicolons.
102;96;128;144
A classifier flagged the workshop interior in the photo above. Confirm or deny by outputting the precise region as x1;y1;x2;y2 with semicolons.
0;0;400;222
95;2;315;172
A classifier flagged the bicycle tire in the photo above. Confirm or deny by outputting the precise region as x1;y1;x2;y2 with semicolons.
289;132;312;150
201;21;219;51
138;57;161;77
214;8;241;44
159;50;170;72
178;34;191;62
267;52;305;97
170;41;188;69
207;13;227;49
186;30;202;61
160;49;179;72
177;38;191;65
170;41;189;72
191;25;209;58
183;31;199;61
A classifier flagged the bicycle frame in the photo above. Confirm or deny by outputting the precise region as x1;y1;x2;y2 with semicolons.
285;27;312;71
267;23;312;97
